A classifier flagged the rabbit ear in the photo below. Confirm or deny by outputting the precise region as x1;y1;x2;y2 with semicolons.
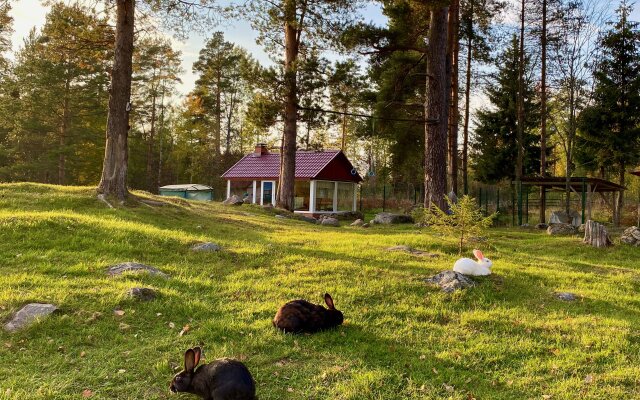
192;347;201;367
324;293;335;310
184;349;196;372
473;249;484;261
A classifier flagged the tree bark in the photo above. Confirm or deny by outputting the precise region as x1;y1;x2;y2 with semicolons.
447;0;460;196
516;0;525;225
146;69;157;193
615;164;625;226
277;0;299;211
539;0;547;224
341;107;347;151
462;0;473;195
583;220;611;248
214;69;222;156
424;6;449;211
59;76;70;185
97;0;134;201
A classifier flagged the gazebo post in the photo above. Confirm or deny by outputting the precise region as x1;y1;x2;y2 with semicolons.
539;186;546;224
252;181;257;204
226;180;231;199
309;180;316;213
333;182;338;212
581;179;586;224
587;183;592;220
352;183;357;212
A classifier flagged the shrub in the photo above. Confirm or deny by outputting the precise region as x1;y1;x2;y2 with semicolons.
417;195;496;254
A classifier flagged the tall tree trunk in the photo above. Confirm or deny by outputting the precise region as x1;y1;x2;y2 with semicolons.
97;0;134;201
462;0;473;195
214;70;222;156
341;107;347;151
146;76;157;193
277;0;299;211
424;6;450;211
157;85;165;187
615;163;625;227
539;0;547;224
447;0;460;196
516;0;525;225
59;77;70;185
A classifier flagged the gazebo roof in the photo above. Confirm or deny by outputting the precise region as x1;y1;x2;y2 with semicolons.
222;150;363;183
515;177;624;192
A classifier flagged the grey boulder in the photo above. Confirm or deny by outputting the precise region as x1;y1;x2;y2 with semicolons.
320;217;340;227
426;271;475;293
127;287;157;301
4;303;58;332
191;242;221;252
106;262;169;278
222;195;244;206
373;212;414;224
547;223;577;235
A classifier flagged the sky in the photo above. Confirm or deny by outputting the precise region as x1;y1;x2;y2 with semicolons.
8;1;387;97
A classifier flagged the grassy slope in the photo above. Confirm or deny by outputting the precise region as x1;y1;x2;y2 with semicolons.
0;183;639;399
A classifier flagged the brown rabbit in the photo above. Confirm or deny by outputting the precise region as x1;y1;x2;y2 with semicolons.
273;293;343;333
169;347;256;400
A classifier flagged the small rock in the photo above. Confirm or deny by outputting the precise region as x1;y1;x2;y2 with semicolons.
297;216;317;224
426;271;475;293
190;242;221;252
222;195;244;206
521;223;530;228
555;292;578;301
535;223;549;230
373;212;414;224
275;214;288;219
547;223;577;235
106;262;169;278
320;217;340;227
351;219;364;227
127;287;157;301
386;245;438;258
361;223;370;228
4;303;58;332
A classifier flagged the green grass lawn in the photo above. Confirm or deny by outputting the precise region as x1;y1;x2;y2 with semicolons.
1;183;639;399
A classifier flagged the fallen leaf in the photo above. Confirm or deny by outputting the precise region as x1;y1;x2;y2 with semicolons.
114;309;125;316
432;368;438;374
80;351;86;358
542;395;552;399
419;355;426;360
179;324;190;337
443;383;454;392
81;389;93;398
118;323;130;330
118;369;126;374
4;342;11;348
168;322;175;329
584;375;594;384
287;388;294;392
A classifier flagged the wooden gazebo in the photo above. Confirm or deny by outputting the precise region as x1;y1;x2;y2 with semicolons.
514;177;625;225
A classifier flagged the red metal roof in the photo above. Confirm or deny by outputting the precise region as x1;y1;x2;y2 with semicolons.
222;150;362;182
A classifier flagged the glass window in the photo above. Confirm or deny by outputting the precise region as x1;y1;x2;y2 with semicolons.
315;181;335;211
294;181;311;211
337;182;354;211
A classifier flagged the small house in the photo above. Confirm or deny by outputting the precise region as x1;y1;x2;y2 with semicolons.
221;144;363;215
159;184;214;201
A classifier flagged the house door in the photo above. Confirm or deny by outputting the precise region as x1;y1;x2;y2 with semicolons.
261;181;275;206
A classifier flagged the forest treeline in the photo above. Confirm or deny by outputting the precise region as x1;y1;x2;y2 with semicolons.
0;0;639;218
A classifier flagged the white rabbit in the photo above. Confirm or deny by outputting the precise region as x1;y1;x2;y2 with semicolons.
453;249;492;276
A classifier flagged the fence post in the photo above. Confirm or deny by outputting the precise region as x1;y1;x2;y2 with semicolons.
511;184;515;227
525;186;529;224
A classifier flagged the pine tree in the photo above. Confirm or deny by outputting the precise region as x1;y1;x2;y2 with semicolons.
471;35;541;183
577;1;640;225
